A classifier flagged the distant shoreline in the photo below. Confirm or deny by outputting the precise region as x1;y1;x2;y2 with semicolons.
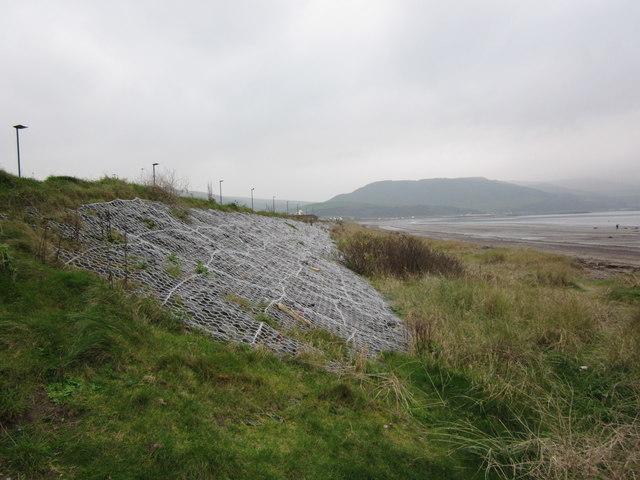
362;213;640;270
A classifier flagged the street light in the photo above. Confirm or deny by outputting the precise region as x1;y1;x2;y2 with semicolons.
13;125;27;178
152;163;159;186
219;180;224;204
250;187;255;211
272;196;275;213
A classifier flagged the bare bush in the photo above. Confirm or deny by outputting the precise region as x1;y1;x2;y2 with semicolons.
338;231;463;278
142;169;189;203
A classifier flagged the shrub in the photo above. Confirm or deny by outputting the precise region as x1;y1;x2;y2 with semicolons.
338;231;463;278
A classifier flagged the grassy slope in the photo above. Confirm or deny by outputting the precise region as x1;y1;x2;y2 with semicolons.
2;171;639;479
0;172;486;479
0;260;469;479
333;224;640;479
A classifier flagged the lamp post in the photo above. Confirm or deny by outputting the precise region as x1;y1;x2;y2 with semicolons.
13;125;27;178
272;196;275;213
250;187;255;211
219;180;224;204
152;163;159;186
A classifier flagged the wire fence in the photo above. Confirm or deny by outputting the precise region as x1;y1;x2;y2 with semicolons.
55;198;408;356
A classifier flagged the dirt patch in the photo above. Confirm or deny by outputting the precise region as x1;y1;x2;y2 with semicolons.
576;258;640;279
4;388;80;430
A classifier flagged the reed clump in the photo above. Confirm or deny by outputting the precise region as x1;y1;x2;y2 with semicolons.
334;225;463;278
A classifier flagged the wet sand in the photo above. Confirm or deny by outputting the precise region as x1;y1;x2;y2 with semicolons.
362;218;640;270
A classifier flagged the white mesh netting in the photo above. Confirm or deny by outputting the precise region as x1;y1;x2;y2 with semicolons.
54;199;407;355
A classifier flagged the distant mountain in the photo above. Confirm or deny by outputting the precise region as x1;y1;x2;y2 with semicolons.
311;177;635;219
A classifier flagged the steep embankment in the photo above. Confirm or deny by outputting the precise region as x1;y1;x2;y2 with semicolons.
51;198;407;355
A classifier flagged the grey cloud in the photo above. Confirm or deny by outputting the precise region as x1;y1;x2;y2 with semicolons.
1;1;639;201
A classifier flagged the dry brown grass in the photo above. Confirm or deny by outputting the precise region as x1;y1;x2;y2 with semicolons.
333;223;640;479
333;224;463;278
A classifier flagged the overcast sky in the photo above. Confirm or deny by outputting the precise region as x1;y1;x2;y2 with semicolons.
2;1;639;201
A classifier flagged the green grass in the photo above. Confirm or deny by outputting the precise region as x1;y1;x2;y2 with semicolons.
0;173;491;478
0;169;282;219
2;171;639;479
0;251;487;479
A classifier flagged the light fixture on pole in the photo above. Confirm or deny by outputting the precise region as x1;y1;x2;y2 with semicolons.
152;163;159;186
13;125;27;178
251;187;255;211
219;180;224;204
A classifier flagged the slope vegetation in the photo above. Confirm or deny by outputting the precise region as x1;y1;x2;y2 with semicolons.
2;171;638;479
53;198;406;355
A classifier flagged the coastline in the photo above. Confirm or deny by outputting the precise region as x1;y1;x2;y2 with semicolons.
362;218;640;272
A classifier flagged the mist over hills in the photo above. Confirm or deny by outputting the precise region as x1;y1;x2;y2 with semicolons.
515;179;640;198
311;177;639;219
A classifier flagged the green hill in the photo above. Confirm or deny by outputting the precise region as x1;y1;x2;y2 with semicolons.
312;177;627;218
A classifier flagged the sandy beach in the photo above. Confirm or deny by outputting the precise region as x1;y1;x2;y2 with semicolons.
363;216;640;271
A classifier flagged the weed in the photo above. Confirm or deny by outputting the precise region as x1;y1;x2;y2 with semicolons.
165;265;182;278
194;260;209;275
224;293;252;311
47;377;84;404
254;312;281;331
107;229;124;244
170;206;191;224
406;311;439;356
133;260;148;270
142;217;157;229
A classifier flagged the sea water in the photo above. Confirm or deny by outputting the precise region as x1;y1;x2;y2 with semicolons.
408;211;640;229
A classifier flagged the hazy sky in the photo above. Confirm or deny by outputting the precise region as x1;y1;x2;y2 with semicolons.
2;1;639;201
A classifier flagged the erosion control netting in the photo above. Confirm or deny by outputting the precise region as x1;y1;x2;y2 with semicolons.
56;199;407;355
